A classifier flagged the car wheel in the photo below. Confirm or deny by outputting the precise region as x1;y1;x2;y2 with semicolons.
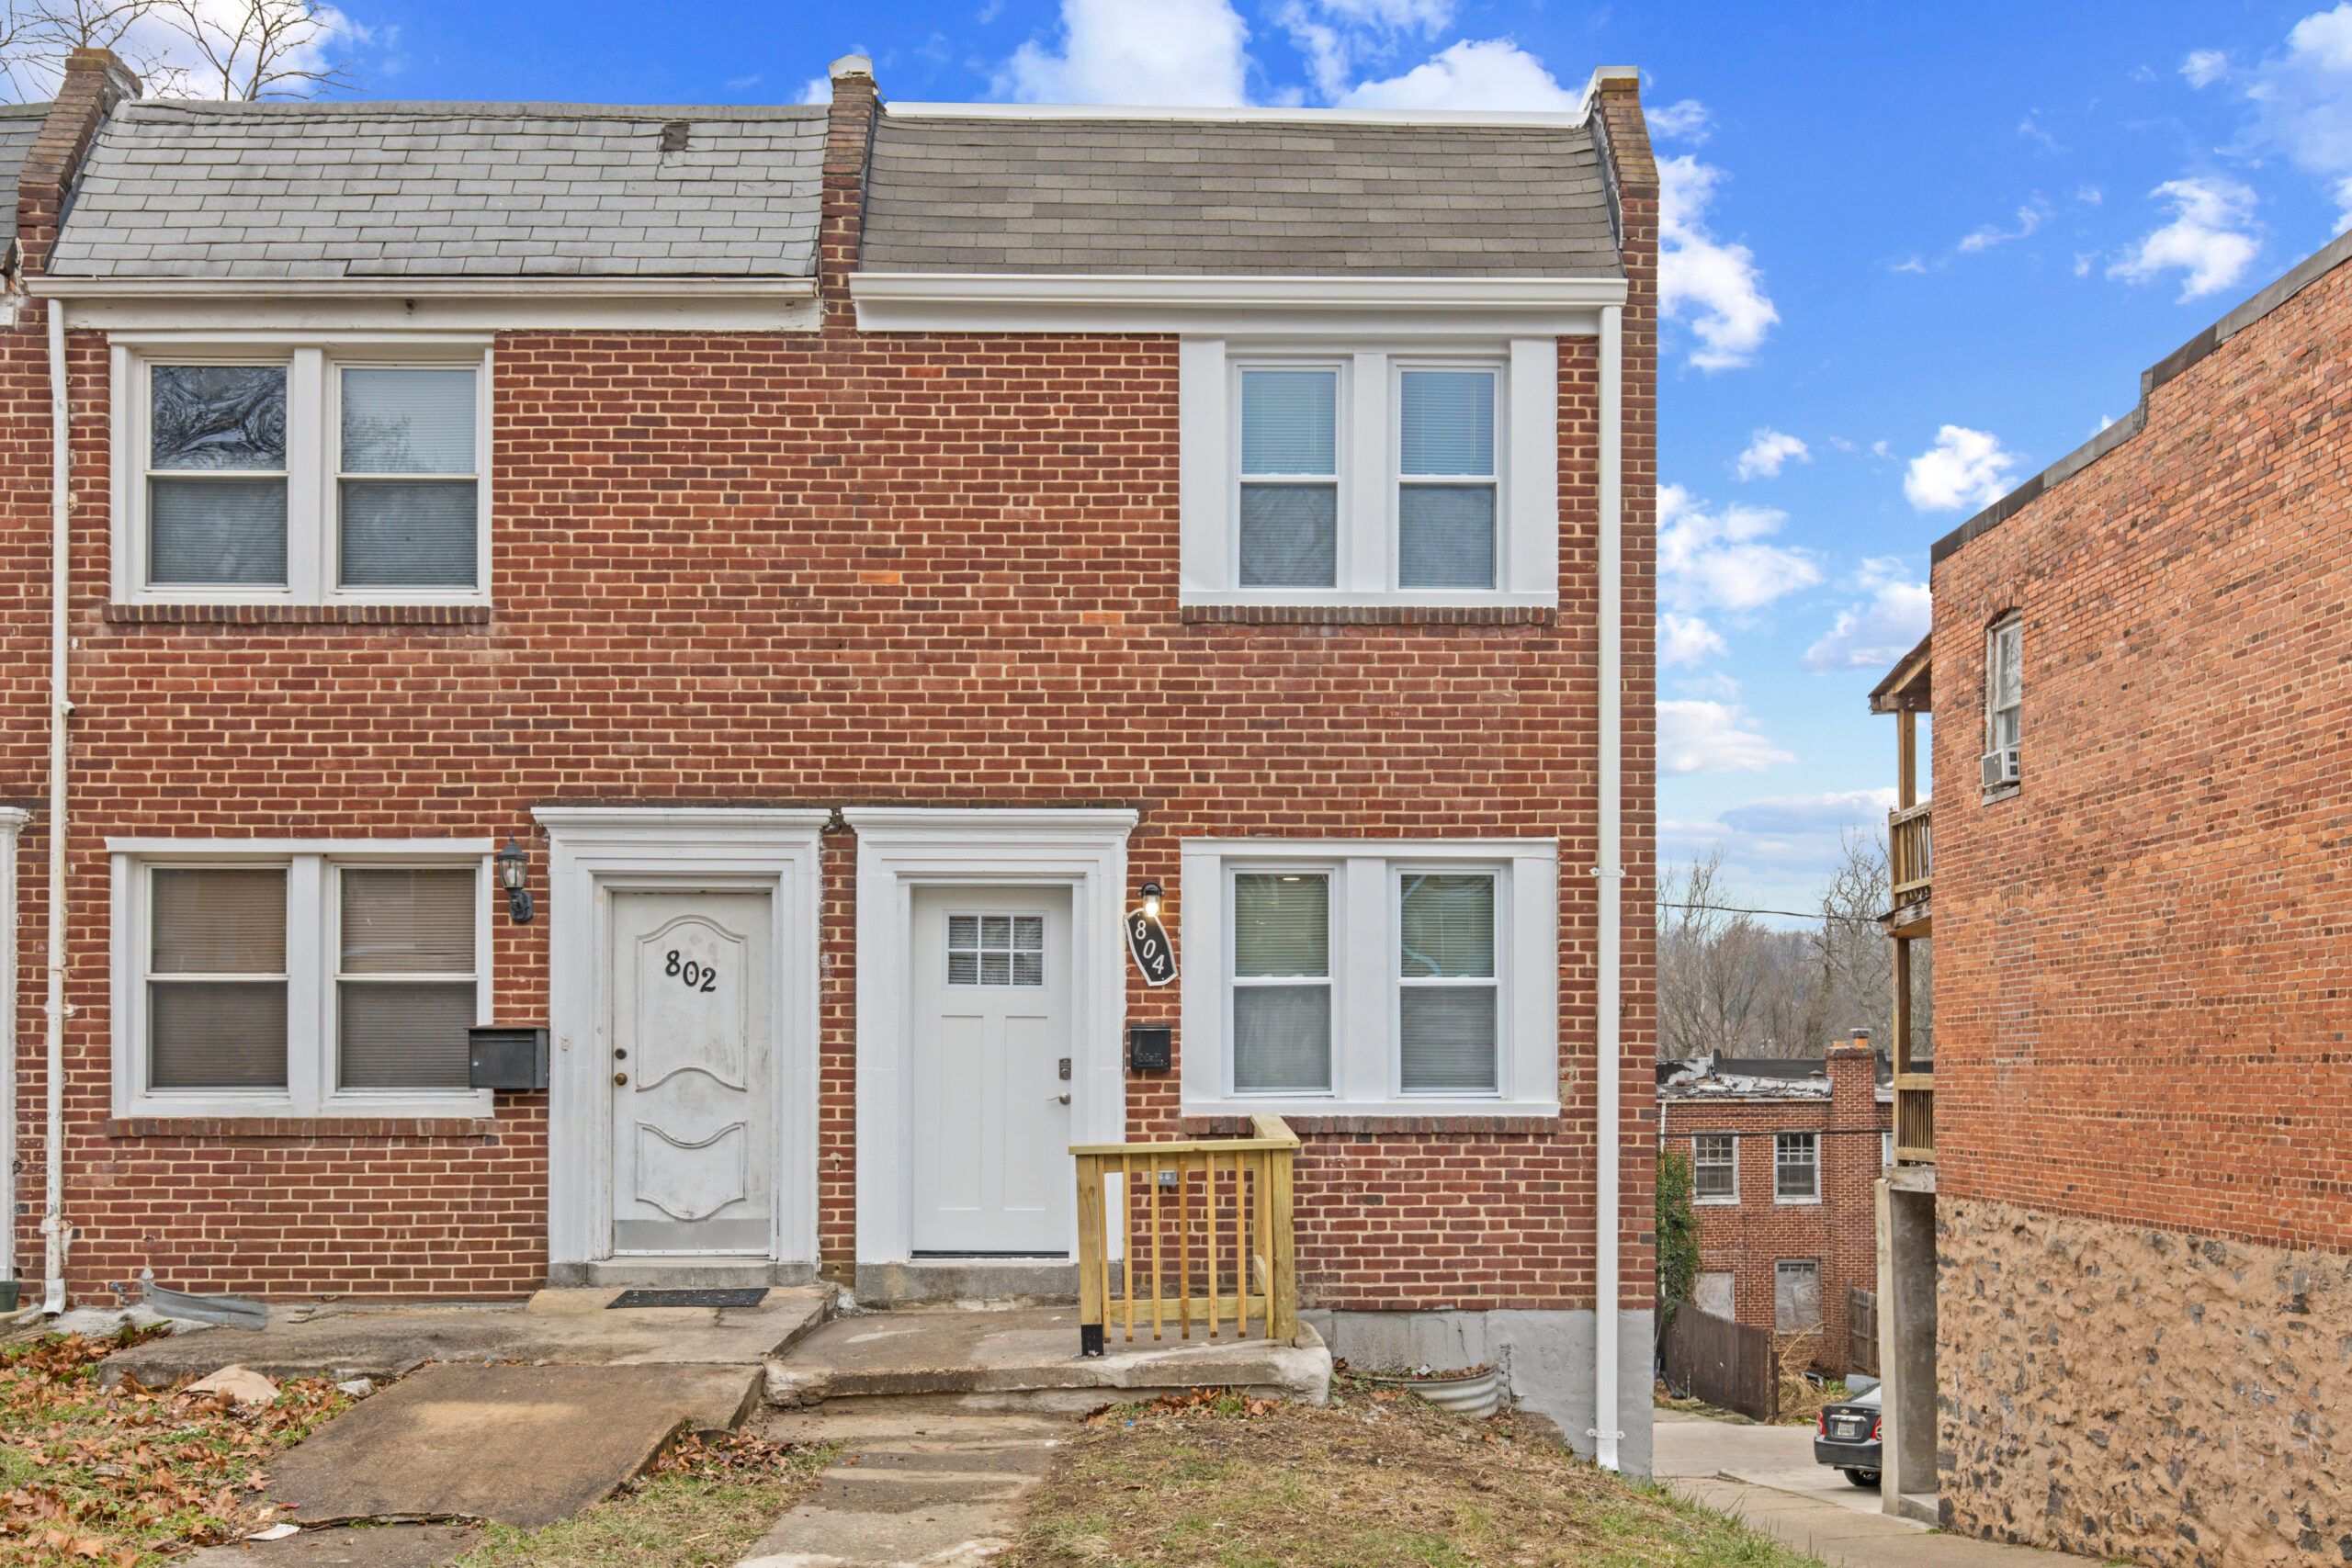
1843;1469;1882;1488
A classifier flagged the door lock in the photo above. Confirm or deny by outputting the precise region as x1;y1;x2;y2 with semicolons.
1058;1057;1071;1081
613;1072;628;1086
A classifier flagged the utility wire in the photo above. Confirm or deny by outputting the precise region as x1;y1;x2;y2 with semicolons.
1658;900;1884;926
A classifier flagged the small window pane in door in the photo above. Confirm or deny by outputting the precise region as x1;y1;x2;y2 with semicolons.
947;911;1046;988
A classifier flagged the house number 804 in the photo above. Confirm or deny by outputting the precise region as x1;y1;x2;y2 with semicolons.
664;950;718;992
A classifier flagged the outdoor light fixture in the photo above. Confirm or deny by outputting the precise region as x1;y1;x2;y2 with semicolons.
1140;881;1162;919
497;834;535;924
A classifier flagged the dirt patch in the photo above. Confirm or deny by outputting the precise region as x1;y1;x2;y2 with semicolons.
1001;1382;1829;1568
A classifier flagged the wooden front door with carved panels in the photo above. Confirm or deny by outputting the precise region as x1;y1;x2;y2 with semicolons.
608;890;775;1258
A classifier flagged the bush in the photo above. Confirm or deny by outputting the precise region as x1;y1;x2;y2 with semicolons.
1657;1145;1700;1325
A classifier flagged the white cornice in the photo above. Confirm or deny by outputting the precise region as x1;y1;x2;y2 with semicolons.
34;276;820;333
850;272;1625;336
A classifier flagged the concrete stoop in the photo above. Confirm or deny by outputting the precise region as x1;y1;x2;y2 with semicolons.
766;1305;1332;1414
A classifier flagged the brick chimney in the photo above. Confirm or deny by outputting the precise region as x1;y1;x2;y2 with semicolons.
820;52;878;333
18;47;140;278
1826;1032;1880;1133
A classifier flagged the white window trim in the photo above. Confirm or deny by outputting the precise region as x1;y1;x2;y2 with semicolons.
1181;837;1557;1117
1180;336;1558;608
108;839;496;1119
111;338;495;607
1692;1132;1739;1205
1773;1130;1822;1205
1985;614;2022;759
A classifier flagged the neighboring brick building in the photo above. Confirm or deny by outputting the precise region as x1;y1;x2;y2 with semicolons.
1657;1043;1887;1377
1871;226;2352;1557
0;52;1663;1465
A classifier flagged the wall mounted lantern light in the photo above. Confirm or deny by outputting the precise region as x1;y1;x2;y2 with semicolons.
497;834;535;924
1140;881;1163;919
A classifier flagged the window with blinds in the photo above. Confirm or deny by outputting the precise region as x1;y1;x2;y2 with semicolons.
1230;873;1331;1093
1396;368;1498;590
1396;872;1498;1092
338;368;480;589
147;365;289;588
1237;368;1339;589
337;868;478;1089
148;867;289;1089
946;913;1045;987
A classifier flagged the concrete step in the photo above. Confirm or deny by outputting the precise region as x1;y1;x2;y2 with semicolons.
765;1304;1331;1413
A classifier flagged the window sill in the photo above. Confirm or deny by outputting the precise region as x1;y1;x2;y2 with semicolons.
106;1115;503;1140
1773;1196;1824;1207
1181;1106;1560;1135
1979;783;2021;804
1180;604;1555;626
104;604;493;626
1694;1196;1741;1206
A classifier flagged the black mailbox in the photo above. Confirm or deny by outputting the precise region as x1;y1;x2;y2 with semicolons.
469;1027;549;1091
1128;1026;1172;1073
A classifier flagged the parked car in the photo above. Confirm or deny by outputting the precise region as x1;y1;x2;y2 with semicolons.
1814;1381;1882;1486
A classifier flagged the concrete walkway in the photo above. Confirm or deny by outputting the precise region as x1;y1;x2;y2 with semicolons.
734;1409;1064;1568
1653;1410;2105;1567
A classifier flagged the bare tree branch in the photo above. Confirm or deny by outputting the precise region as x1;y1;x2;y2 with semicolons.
150;0;360;100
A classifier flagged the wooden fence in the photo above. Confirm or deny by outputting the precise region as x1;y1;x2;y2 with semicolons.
1659;1304;1776;1423
1848;1288;1878;1378
1070;1114;1299;1357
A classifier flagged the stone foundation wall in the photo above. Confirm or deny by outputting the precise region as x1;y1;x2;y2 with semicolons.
1939;1198;2348;1565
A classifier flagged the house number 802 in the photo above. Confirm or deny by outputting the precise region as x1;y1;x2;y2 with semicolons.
664;951;718;992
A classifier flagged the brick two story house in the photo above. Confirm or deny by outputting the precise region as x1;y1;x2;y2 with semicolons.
0;50;1661;1466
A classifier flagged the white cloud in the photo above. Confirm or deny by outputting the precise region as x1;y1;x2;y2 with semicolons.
1659;154;1780;371
1661;788;1902;912
1647;97;1712;143
1958;198;2051;253
2208;6;2352;227
998;0;1251;105
1277;0;1453;101
1657;482;1821;613
1721;789;1900;836
1658;613;1728;668
1335;36;1577;110
2182;48;2229;87
1804;558;1932;672
2108;177;2260;299
1735;428;1809;480
797;75;831;104
1903;425;2023;513
1657;701;1793;774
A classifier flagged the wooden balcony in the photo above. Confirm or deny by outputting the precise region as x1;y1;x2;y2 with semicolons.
1071;1114;1300;1356
1889;800;1931;900
1894;1072;1934;1164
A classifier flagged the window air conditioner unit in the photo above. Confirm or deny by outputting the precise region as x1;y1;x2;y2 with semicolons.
1980;747;2020;788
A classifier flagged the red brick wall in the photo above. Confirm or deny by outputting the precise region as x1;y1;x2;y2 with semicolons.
1929;258;2352;1255
6;71;1661;1310
1657;1047;1887;1374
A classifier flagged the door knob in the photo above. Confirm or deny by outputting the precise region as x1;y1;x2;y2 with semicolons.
613;1072;629;1086
1051;1093;1069;1106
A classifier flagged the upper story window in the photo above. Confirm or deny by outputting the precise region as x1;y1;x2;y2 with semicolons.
114;344;492;605
1180;340;1556;609
1180;838;1558;1116
1983;615;2022;789
1692;1133;1737;1201
1774;1131;1820;1201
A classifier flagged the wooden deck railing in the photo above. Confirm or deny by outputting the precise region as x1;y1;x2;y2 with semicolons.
1888;800;1933;898
1894;1074;1935;1164
1071;1114;1299;1356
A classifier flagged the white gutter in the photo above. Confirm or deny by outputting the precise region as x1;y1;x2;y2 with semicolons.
40;298;68;1315
1592;302;1623;1471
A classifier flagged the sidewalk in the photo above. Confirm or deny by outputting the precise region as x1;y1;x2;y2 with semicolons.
1653;1410;2110;1568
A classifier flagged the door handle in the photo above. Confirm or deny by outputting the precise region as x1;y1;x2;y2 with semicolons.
614;1073;629;1086
1050;1093;1069;1106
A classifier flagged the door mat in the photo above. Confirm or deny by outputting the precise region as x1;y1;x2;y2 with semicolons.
606;1287;768;1309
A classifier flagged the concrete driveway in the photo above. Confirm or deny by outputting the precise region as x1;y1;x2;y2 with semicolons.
1653;1409;2105;1568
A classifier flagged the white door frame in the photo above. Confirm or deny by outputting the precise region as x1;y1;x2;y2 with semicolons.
845;807;1135;1266
537;808;827;1279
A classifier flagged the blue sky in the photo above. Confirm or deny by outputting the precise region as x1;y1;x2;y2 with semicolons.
276;1;2352;913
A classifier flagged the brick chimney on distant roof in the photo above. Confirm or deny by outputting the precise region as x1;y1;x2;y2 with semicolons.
820;52;877;332
18;47;139;278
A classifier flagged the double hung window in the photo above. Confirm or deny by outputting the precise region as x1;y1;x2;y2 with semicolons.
119;849;492;1116
1238;369;1340;589
1396;368;1498;590
1984;615;2022;787
1182;840;1556;1114
1692;1133;1738;1201
1774;1132;1820;1201
120;346;490;604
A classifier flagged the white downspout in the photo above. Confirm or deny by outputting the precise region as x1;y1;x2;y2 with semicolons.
40;298;69;1315
1592;301;1623;1471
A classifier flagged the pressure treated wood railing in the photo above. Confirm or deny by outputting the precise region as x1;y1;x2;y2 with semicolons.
1071;1114;1299;1356
1888;799;1933;898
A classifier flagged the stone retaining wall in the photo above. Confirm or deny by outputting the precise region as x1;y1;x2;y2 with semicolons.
1939;1198;2347;1565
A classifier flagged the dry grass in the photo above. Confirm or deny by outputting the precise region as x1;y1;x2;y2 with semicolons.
0;1325;357;1566
447;1430;834;1568
1001;1382;1830;1568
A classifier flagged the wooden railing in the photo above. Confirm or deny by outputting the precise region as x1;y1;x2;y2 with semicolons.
1071;1114;1299;1356
1894;1074;1935;1164
1888;800;1933;898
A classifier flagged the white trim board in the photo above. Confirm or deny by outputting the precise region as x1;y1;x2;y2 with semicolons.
843;807;1136;1267
40;280;820;335
850;274;1623;337
536;808;829;1278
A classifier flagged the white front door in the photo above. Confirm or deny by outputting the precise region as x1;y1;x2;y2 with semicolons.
910;886;1072;1256
608;890;775;1258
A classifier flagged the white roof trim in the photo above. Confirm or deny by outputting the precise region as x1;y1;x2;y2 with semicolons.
851;272;1625;335
34;276;820;333
31;276;818;299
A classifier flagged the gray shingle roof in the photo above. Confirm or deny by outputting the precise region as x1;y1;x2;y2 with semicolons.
48;100;827;279
860;114;1622;276
0;103;50;249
